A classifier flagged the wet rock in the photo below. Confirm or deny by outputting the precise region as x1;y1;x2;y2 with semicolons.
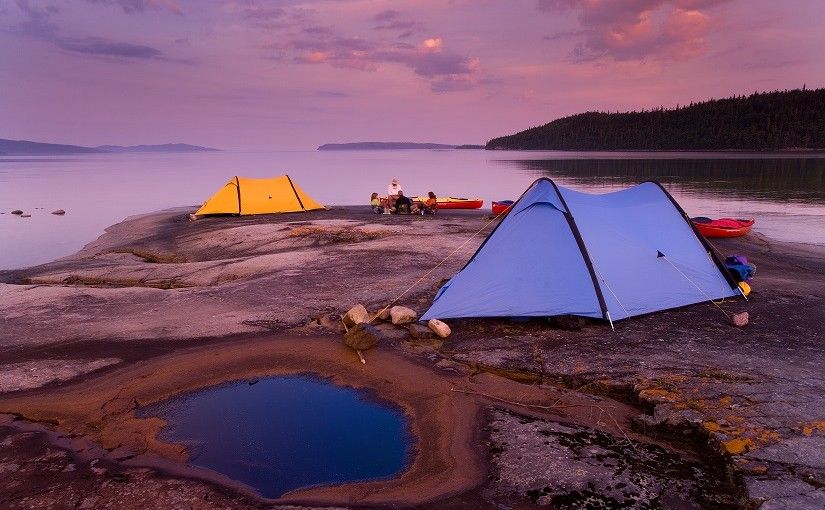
407;323;435;340
732;311;749;327
390;305;417;325
343;322;381;350
342;304;369;327
51;209;66;215
11;210;24;215
547;315;587;331
428;319;451;338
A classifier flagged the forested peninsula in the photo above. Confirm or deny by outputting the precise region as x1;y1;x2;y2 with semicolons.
486;88;825;151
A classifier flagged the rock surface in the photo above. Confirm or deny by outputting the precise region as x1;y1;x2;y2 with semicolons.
407;323;435;340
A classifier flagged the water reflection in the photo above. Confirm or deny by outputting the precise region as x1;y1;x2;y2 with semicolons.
505;158;825;203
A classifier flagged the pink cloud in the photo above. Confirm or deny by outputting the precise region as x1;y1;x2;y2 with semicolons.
541;0;729;61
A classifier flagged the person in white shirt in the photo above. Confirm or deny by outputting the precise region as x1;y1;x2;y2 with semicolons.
387;177;403;210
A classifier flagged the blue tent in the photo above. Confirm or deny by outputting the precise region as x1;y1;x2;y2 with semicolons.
421;179;740;325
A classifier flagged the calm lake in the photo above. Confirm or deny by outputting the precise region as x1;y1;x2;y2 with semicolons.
2;150;824;269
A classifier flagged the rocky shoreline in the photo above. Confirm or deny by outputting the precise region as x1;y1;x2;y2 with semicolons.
1;206;823;509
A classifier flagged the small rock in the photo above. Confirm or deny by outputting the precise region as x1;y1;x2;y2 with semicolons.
343;323;381;350
20;214;31;218
390;305;417;325
407;323;434;339
11;210;23;215
342;304;369;327
187;213;198;221
731;311;749;327
547;315;586;331
51;209;66;215
427;319;451;338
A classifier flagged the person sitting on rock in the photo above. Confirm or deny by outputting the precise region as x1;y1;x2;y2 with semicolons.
387;177;403;210
394;191;413;214
370;192;384;214
422;191;438;214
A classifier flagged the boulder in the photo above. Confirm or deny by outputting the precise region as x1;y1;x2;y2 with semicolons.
427;319;451;338
342;304;369;327
343;323;381;351
407;323;434;339
390;306;417;325
731;311;749;327
11;210;23;215
51;209;66;215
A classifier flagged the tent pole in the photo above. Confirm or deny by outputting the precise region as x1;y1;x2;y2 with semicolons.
606;311;615;331
738;286;749;302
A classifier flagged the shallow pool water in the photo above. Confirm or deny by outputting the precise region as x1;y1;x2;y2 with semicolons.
139;375;413;498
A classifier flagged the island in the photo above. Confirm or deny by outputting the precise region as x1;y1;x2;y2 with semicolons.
318;142;484;150
0;138;219;155
486;88;825;151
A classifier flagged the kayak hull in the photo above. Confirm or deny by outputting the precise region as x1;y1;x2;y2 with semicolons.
492;200;514;216
412;197;484;209
691;218;754;238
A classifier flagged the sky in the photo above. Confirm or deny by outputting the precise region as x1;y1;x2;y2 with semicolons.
2;0;824;150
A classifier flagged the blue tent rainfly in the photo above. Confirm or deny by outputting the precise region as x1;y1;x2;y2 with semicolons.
420;178;741;325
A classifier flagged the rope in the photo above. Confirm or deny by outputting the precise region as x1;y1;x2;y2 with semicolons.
661;255;731;319
592;264;631;319
369;208;510;323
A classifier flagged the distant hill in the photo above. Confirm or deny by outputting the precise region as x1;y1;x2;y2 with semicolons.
318;142;483;150
96;143;219;153
487;88;825;151
0;138;219;155
0;139;104;155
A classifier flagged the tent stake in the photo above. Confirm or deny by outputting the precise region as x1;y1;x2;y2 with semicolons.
606;311;615;331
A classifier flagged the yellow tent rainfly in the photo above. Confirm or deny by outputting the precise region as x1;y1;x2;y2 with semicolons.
194;175;325;217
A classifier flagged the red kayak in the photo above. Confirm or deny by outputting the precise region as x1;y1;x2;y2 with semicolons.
492;200;514;216
691;217;754;238
412;196;483;209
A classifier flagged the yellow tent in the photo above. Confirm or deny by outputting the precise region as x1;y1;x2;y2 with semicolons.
195;175;325;216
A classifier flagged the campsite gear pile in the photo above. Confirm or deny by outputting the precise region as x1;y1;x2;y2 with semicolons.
194;175;324;216
724;255;755;297
421;178;743;326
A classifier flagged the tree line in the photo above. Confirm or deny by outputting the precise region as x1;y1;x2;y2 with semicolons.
486;88;825;151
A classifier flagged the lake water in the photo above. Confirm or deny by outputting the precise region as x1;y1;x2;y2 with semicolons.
2;150;824;269
138;375;412;499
